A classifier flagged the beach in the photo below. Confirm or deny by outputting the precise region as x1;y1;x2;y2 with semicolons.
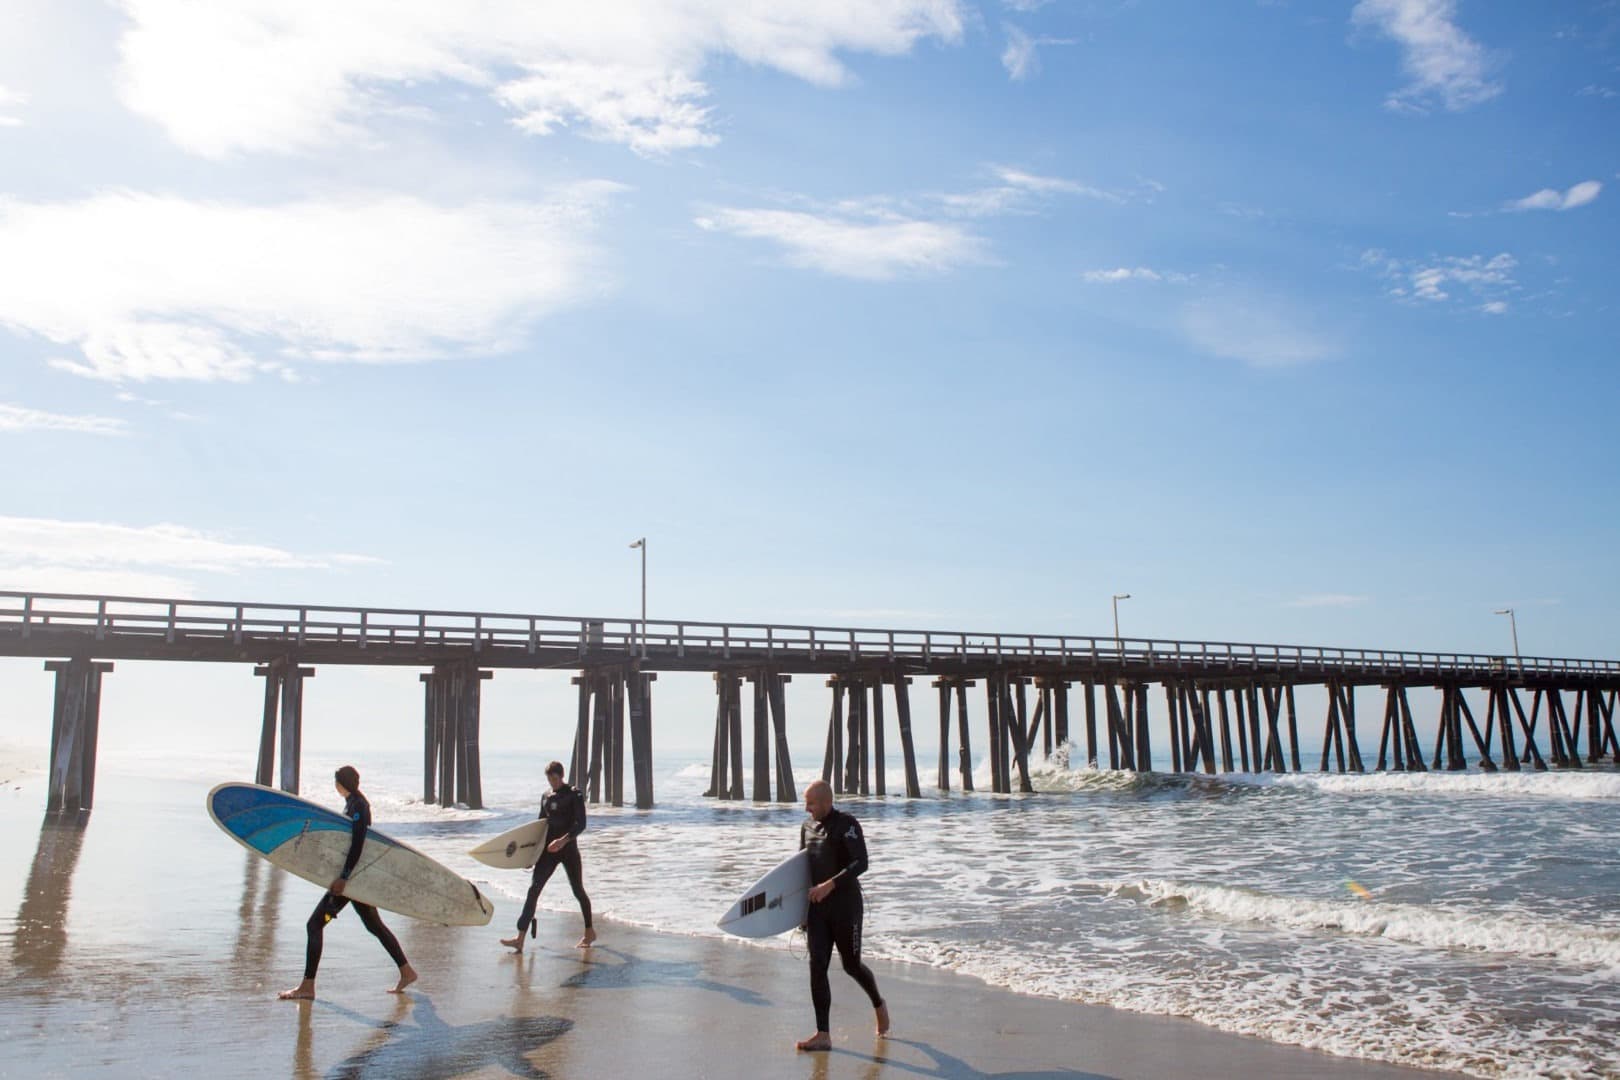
0;764;1455;1079
11;748;1619;1078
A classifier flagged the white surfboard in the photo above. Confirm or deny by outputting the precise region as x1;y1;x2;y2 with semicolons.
717;849;811;938
468;819;549;869
207;782;494;927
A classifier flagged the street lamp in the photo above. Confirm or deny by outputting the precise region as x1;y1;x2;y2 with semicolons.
1112;593;1131;655
1493;607;1520;667
629;538;646;659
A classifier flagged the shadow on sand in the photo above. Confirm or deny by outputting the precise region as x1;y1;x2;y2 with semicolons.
806;1036;1117;1080
295;995;574;1080
560;945;772;1006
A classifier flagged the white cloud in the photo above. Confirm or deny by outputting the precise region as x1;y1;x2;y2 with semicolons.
0;83;26;126
0;516;381;598
1350;0;1500;113
1000;25;1076;82
1083;267;1189;284
939;165;1123;216
113;0;965;157
0;403;127;435
1506;180;1602;212
0;186;618;382
1180;296;1338;368
1285;594;1369;609
695;207;983;280
1578;84;1618;99
1362;249;1516;310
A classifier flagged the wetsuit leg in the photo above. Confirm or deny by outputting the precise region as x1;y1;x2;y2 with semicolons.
830;895;883;1009
353;901;408;968
304;892;351;980
806;913;835;1032
516;850;562;934
558;843;592;928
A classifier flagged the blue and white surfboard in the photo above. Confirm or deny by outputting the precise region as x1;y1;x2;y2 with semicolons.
207;782;493;926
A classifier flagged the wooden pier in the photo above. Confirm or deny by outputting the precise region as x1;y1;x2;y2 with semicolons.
3;590;1617;815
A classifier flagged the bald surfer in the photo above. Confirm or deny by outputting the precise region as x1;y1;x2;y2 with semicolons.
279;765;417;1000
795;779;889;1051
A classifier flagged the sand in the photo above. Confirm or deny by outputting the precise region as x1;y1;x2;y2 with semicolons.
0;770;1460;1079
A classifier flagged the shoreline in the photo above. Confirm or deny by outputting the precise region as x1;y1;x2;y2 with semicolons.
0;767;1473;1078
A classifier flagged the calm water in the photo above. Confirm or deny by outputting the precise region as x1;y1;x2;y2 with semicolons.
9;746;1620;1078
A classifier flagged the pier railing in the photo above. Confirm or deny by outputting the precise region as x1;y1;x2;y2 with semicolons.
2;589;1616;682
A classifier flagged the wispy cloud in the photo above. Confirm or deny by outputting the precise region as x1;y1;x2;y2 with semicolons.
113;1;964;157
1180;295;1339;368
695;207;984;280
0;403;127;436
938;165;1131;217
1350;0;1500;113
0;185;619;382
0;516;381;598
0;83;25;127
1361;249;1517;311
1285;594;1370;608
1082;267;1189;284
1505;180;1602;212
1000;25;1076;81
1579;84;1618;99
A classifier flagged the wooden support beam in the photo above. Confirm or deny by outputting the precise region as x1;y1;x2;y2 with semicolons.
1003;677;1035;793
892;673;921;799
1322;682;1345;773
727;673;745;799
1216;689;1234;773
1054;681;1071;757
956;681;975;790
1165;683;1183;773
608;671;625;807
1132;683;1153;772
1233;687;1251;771
824;679;844;793
278;662;313;795
935;680;951;791
44;658;113;815
1105;681;1132;771
1375;686;1397;772
986;677;1006;792
767;674;794;803
258;665;282;789
1454;688;1495;772
752;672;771;803
630;671;657;808
1507;687;1546;770
872;673;887;797
572;674;591;787
1083;681;1098;769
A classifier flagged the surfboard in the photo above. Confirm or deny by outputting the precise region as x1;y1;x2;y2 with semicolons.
206;782;494;927
468;819;548;869
717;849;811;938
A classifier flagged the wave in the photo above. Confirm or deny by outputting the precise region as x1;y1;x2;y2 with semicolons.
1108;878;1620;969
1249;770;1620;801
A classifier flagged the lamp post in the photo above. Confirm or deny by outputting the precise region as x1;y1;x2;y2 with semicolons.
1493;607;1519;668
1111;593;1131;656
629;538;646;659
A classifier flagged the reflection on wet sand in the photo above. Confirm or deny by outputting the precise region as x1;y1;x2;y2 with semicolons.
294;995;572;1080
13;813;89;979
231;849;285;976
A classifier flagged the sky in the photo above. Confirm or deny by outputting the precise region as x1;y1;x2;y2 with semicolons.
0;0;1616;762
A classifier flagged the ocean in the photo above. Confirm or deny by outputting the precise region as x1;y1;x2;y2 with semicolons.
9;745;1620;1078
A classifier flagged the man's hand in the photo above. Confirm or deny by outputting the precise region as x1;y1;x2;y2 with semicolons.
547;835;569;854
329;878;347;896
808;879;836;903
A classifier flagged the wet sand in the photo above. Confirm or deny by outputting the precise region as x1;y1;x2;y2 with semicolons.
0;770;1460;1079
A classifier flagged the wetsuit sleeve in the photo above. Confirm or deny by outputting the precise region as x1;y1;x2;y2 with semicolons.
836;817;868;881
339;811;365;880
571;788;587;835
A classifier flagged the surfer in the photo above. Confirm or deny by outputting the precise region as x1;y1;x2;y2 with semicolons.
501;760;596;952
278;766;418;1000
794;779;889;1052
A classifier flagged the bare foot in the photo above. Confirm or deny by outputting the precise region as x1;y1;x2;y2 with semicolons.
388;965;418;994
576;927;597;948
278;980;315;1001
795;1032;832;1052
875;1002;891;1036
499;935;525;954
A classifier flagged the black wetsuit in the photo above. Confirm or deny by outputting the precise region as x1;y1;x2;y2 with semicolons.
515;783;592;936
302;790;408;980
800;807;884;1032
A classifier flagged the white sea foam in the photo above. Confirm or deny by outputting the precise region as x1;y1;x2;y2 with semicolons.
1255;769;1620;800
1110;878;1620;970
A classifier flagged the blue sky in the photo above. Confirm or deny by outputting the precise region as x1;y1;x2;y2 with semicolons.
0;0;1616;759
